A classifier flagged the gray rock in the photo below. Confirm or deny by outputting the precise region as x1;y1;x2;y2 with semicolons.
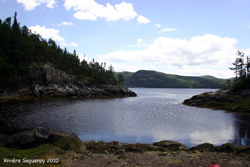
49;130;86;153
153;140;186;151
115;149;126;155
220;143;237;153
7;127;50;148
191;143;214;152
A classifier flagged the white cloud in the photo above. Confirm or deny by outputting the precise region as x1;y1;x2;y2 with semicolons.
137;38;143;45
74;11;97;20
64;0;138;22
78;54;92;63
128;38;145;48
60;42;78;48
156;24;177;33
29;25;79;48
57;21;74;26
137;15;151;24
156;24;161;28
68;42;78;47
17;0;56;11
29;25;65;42
160;28;177;32
98;34;238;78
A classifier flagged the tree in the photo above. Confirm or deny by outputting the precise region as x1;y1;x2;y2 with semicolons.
229;51;250;90
117;73;125;85
229;51;245;80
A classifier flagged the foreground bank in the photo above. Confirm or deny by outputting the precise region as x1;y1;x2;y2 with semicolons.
0;127;250;167
183;89;250;114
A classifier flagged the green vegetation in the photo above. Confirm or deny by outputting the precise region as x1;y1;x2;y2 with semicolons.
212;96;250;113
0;145;52;167
124;70;226;88
115;71;134;80
229;51;250;91
0;12;119;91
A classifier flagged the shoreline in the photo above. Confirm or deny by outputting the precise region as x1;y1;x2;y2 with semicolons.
0;127;250;167
183;89;250;114
0;84;137;102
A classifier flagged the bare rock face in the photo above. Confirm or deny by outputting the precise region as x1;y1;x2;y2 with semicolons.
30;63;75;85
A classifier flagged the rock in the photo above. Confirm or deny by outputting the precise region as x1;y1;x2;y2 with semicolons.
191;143;214;152
237;146;250;153
153;140;186;151
7;127;50;148
3;127;85;153
33;85;40;96
115;149;126;155
49;130;86;153
220;143;237;153
192;150;201;154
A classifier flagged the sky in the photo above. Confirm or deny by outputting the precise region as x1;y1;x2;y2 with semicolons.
1;0;250;78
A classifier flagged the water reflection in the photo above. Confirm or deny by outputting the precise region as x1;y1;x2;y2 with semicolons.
0;88;249;147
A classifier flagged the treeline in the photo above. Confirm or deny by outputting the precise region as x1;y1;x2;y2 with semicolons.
229;51;250;90
0;12;123;90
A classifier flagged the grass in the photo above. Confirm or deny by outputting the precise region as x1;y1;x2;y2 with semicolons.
0;144;61;167
211;96;250;113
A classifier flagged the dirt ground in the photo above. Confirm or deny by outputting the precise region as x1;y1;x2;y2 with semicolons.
60;150;250;167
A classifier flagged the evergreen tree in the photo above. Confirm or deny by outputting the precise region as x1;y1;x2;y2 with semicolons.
0;13;119;89
229;51;250;90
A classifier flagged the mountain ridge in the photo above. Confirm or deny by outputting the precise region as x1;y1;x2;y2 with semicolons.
120;70;227;88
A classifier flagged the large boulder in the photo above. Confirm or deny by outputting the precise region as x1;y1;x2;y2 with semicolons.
190;143;214;152
220;143;237;153
49;130;86;153
6;127;50;148
153;140;186;151
3;127;86;153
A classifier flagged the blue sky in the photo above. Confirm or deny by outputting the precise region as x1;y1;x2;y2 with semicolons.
1;0;250;78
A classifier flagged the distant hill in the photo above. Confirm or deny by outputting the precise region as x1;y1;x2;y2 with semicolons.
115;72;134;80
123;70;227;88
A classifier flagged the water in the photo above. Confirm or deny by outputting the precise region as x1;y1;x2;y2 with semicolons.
0;88;250;147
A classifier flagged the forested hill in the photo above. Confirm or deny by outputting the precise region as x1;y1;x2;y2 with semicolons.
0;13;121;91
123;70;227;88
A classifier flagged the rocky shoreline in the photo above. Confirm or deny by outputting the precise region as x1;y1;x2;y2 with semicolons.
0;84;136;100
0;127;250;167
183;89;250;114
0;64;137;100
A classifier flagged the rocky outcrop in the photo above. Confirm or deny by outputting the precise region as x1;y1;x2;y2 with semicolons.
153;140;187;151
16;84;136;98
30;63;76;85
183;89;250;113
190;143;214;152
0;64;137;99
1;127;85;153
49;130;86;153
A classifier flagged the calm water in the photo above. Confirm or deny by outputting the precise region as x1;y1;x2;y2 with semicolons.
0;88;250;147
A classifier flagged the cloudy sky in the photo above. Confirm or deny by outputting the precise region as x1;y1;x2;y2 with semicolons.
1;0;250;78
